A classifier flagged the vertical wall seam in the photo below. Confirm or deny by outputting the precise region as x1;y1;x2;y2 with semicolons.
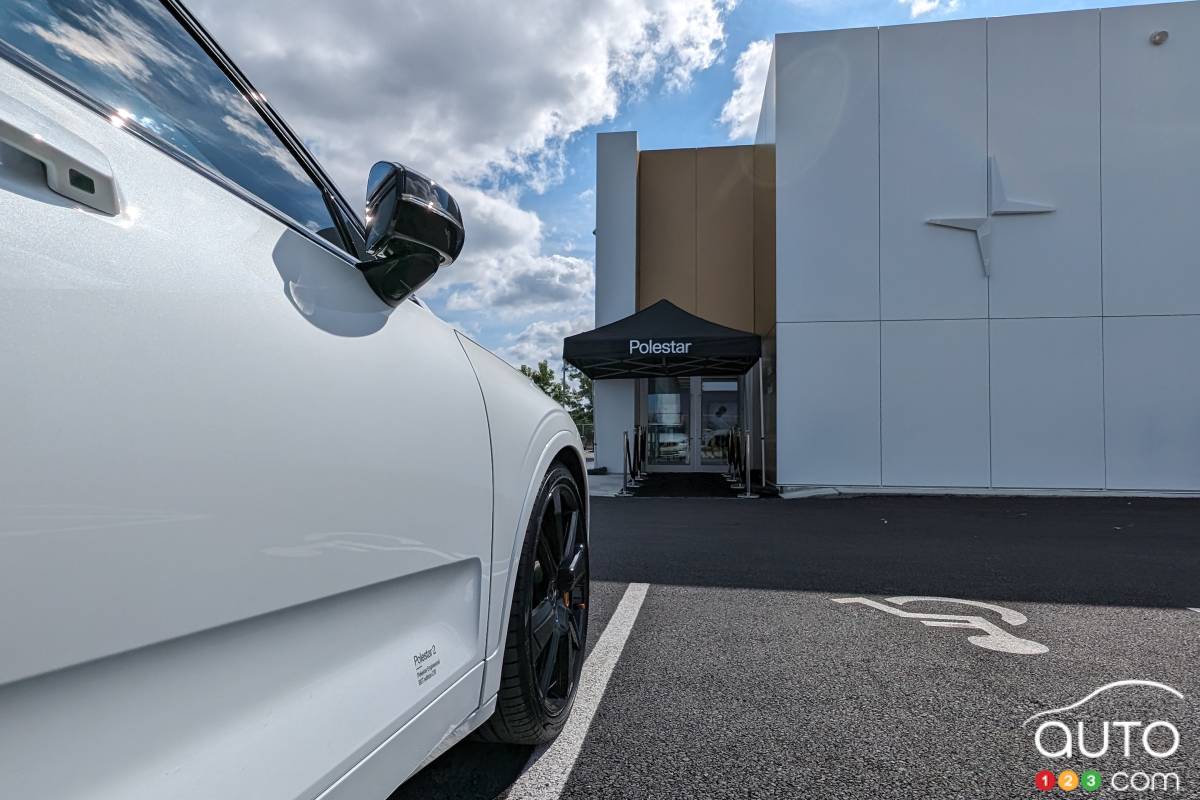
634;152;640;312
1098;9;1108;490
751;148;757;334
694;149;699;315
985;18;994;489
877;27;885;487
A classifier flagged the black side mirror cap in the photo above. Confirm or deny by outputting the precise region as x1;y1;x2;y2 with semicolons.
359;162;464;306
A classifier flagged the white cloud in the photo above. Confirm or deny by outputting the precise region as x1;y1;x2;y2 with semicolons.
898;0;961;18
446;254;594;315
19;0;190;83
193;0;736;197
425;184;594;319
437;317;482;338
193;0;736;341
207;87;312;182
499;315;595;369
719;38;773;141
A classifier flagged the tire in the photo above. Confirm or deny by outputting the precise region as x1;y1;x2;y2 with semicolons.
477;463;589;745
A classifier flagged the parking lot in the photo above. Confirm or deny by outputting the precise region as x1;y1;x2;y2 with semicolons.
395;495;1200;799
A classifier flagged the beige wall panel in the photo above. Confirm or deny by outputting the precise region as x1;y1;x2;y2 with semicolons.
637;149;697;311
753;144;776;336
696;146;755;330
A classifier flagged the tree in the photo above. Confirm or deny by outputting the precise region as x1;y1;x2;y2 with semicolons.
519;360;592;430
563;365;593;430
519;360;569;406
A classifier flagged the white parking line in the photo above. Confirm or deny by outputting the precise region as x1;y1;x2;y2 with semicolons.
507;582;650;800
1189;608;1200;614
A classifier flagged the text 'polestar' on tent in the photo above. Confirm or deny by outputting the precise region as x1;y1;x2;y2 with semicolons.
562;299;762;380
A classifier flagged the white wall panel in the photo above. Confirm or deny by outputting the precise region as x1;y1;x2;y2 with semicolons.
882;320;990;487
594;380;637;474
774;29;879;322
879;19;988;320
595;132;639;326
776;322;880;485
755;46;777;146
761;2;1200;492
594;132;639;471
988;11;1101;318
990;318;1104;488
1102;2;1200;316
1104;316;1200;490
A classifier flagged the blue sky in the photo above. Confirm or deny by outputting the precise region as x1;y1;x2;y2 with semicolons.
203;0;1163;369
433;0;1163;369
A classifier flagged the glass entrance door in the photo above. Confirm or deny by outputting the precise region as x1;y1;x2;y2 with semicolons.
643;376;742;471
699;379;740;466
647;377;691;467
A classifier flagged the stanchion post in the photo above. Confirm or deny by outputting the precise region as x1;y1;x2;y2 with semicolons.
738;429;758;499
730;424;745;490
616;431;635;496
639;426;648;479
724;427;734;481
630;425;637;478
634;425;647;480
627;429;641;488
727;425;741;483
637;425;642;476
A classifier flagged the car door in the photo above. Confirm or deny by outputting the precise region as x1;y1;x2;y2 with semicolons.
0;3;492;799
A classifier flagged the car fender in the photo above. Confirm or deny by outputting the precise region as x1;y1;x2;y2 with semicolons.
454;334;588;703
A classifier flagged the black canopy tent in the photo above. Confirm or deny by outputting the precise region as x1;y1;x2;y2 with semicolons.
562;299;761;379
564;299;765;494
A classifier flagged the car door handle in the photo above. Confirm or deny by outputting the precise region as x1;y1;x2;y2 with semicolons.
0;89;120;215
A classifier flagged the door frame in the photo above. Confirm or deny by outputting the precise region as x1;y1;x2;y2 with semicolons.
639;376;741;473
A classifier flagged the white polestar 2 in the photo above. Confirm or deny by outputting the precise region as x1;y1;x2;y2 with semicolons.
0;2;590;798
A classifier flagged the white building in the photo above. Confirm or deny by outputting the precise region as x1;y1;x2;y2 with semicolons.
592;1;1200;494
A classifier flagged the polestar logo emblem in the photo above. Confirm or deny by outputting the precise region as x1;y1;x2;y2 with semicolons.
927;156;1054;277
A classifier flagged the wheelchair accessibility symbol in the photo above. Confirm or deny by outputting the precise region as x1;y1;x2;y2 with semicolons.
832;596;1049;655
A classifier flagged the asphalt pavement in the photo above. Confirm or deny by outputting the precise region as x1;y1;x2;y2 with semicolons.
394;495;1200;799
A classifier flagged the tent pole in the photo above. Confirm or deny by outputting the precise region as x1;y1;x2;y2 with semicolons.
758;357;766;495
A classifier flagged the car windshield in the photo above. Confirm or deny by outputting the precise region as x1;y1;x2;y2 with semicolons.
0;0;340;243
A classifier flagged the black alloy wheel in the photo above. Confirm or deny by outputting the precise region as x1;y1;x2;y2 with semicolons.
477;463;589;745
529;474;588;715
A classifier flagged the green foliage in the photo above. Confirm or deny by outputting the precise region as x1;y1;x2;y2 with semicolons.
519;360;593;429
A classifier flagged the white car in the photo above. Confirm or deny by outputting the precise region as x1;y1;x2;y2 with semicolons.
0;2;589;798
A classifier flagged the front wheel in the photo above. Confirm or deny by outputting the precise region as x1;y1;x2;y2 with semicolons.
477;463;589;745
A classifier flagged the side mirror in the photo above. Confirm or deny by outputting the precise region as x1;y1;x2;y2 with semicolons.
359;162;465;306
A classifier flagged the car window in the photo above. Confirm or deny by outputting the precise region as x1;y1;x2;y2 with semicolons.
0;0;342;247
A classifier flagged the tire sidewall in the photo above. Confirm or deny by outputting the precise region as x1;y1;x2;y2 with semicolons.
512;464;588;731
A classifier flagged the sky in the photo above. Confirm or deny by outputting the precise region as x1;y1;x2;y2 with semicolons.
192;0;1162;370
